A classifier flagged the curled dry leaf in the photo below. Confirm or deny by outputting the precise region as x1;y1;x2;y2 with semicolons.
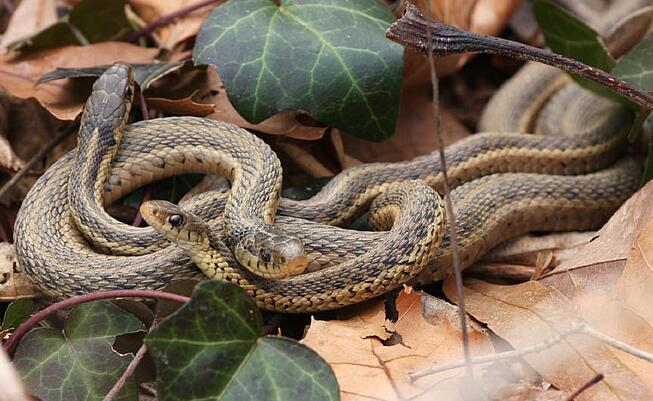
0;42;158;120
302;289;493;400
0;0;57;50
130;0;224;51
202;67;327;140
402;0;522;86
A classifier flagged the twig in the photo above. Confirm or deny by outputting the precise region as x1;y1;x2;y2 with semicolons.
3;290;190;353
409;323;584;382
422;1;472;380
0;120;79;201
582;324;653;364
102;319;159;401
565;374;604;401
127;0;224;43
386;4;653;111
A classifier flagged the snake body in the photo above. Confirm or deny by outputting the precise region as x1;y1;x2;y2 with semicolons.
13;3;645;311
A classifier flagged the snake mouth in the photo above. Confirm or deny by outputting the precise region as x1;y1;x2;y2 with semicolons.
285;254;309;276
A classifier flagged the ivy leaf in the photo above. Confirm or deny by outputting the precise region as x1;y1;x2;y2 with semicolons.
145;281;339;401
38;62;185;90
611;33;653;184
532;0;633;107
8;0;132;51
1;299;37;331
13;301;144;401
193;0;403;141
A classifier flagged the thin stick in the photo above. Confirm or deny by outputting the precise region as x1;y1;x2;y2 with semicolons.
565;374;604;401
582;325;653;364
409;324;583;382
0;120;79;201
386;4;653;111
3;290;189;353
102;319;158;401
127;0;224;43
422;1;472;379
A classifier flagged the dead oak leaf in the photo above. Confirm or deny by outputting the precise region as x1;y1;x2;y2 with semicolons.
0;42;159;120
302;289;493;401
0;0;57;50
443;279;652;401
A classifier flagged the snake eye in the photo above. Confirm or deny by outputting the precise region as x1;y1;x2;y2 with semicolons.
168;214;183;227
280;256;286;264
260;249;271;264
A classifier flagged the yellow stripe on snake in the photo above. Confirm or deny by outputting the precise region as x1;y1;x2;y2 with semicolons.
14;6;645;311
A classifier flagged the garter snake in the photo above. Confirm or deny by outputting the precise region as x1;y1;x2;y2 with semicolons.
13;3;645;311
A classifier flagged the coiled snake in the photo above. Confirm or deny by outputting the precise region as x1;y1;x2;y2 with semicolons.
13;7;643;312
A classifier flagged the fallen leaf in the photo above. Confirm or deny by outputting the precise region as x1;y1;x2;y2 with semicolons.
202;67;327;140
131;0;223;51
0;242;36;300
146;90;215;116
443;279;653;401
0;0;57;50
302;289;494;400
540;180;653;296
0;42;158;120
342;85;470;162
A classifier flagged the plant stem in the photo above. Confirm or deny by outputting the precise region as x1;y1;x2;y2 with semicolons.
127;0;225;43
565;374;604;401
386;3;653;110
3;290;189;353
422;0;472;380
103;319;159;401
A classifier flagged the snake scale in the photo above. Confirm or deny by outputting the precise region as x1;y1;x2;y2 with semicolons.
14;3;645;312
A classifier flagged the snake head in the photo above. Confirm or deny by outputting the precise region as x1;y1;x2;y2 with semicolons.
252;229;308;278
140;200;209;251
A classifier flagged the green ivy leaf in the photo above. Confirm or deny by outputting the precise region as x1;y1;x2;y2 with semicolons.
532;0;634;107
1;299;37;331
8;0;132;51
13;301;144;401
193;0;403;141
611;32;653;184
145;281;339;401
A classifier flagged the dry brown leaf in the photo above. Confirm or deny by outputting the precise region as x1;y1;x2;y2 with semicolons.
302;289;494;401
540;180;653;296
146;90;215;116
342;85;470;162
402;0;522;86
0;243;35;300
131;0;223;50
202;67;327;140
0;42;159;120
443;279;652;401
0;0;58;50
481;232;596;267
